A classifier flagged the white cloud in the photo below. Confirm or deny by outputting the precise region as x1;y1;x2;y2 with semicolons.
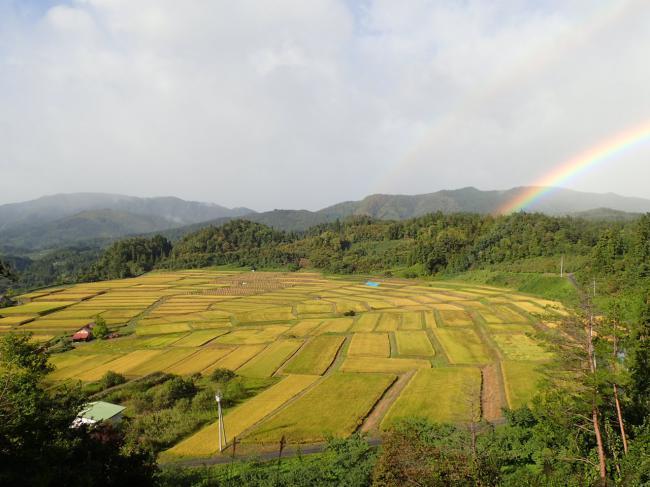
0;0;649;210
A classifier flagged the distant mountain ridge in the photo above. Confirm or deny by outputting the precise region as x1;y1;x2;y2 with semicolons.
0;193;255;250
318;187;650;219
1;187;649;251
0;193;253;232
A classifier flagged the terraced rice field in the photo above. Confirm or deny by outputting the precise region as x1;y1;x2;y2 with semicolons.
244;373;396;444
348;333;390;357
382;367;482;427
0;269;565;457
283;335;344;375
395;330;435;356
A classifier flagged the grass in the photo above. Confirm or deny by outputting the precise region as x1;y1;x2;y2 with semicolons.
492;334;553;361
164;374;319;458
501;361;543;408
433;328;491;364
283;336;344;375
424;310;437;329
237;340;303;378
244;372;395;444
348;333;390;357
394;331;435;356
339;356;430;373
382;367;482;427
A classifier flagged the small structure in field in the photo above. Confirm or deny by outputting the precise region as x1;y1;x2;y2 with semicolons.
72;401;126;428
72;327;93;342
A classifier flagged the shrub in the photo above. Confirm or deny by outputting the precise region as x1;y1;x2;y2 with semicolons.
154;376;197;409
210;368;236;383
100;371;126;390
93;315;109;339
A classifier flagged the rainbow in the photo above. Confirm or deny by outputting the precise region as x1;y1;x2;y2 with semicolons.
499;120;650;214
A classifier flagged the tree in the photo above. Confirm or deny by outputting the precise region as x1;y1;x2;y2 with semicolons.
93;315;110;339
0;259;16;281
0;333;157;486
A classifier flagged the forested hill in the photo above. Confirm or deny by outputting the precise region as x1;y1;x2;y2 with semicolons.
4;211;649;307
86;212;650;300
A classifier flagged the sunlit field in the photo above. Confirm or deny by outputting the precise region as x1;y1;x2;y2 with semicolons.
0;269;568;459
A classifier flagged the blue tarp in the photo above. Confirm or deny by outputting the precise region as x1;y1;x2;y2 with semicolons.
365;281;380;287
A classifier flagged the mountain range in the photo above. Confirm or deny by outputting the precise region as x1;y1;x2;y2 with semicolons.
1;187;648;252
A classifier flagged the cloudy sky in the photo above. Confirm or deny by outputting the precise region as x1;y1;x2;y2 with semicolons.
1;0;649;211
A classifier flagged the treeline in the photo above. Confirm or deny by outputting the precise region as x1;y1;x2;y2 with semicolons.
5;212;648;300
89;212;640;282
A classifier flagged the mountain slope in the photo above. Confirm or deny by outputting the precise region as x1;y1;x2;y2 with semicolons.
319;187;650;218
0;193;254;232
0;209;189;249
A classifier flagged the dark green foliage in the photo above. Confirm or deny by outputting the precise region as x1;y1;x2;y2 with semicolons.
100;371;127;390
0;333;157;486
1;246;101;293
373;419;500;486
0;258;16;281
94;315;110;339
91;235;172;279
168;220;293;268
210;368;236;383
158;434;378;486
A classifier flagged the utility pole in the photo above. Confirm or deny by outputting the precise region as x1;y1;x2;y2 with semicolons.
593;278;596;298
215;391;226;452
560;255;564;278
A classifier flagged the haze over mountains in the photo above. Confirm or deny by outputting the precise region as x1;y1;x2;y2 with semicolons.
1;187;648;252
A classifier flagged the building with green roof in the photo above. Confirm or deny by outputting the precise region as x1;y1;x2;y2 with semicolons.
73;401;126;427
